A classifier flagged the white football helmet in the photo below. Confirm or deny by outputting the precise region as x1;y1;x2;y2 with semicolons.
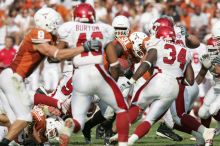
112;15;130;38
45;117;64;141
129;32;147;58
34;7;63;35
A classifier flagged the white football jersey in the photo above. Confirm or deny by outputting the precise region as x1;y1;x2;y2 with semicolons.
58;21;115;67
189;43;207;76
145;37;191;78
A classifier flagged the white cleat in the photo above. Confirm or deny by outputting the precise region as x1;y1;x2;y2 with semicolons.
203;128;216;146
109;133;118;143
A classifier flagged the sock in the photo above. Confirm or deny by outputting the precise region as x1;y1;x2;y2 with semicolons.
213;111;220;121
134;121;151;139
128;134;139;145
34;93;59;108
197;125;205;134
116;112;129;142
73;119;81;133
201;117;212;128
180;114;201;132
128;105;141;124
83;110;106;131
118;142;128;146
173;124;192;134
101;114;116;130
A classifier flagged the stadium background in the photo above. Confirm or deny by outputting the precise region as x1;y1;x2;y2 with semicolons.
0;0;220;145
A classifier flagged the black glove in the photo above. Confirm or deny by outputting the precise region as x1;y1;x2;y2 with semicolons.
83;40;102;52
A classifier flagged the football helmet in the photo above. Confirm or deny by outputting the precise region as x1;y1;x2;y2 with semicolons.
156;26;176;42
112;15;130;38
151;17;174;35
34;7;63;35
207;37;219;60
73;3;96;23
129;32;148;58
45;117;64;140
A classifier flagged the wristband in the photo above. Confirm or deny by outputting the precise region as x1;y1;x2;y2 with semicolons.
129;77;136;84
110;60;119;67
53;49;59;59
143;60;152;68
184;78;190;86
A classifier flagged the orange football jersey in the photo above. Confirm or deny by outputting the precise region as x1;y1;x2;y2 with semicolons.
32;105;46;131
10;28;54;79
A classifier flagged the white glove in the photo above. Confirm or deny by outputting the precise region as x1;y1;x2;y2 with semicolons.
200;54;212;69
120;78;136;92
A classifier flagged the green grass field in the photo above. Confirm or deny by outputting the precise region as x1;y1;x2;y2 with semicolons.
66;122;220;146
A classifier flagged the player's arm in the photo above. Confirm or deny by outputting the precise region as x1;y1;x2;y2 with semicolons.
185;34;200;48
33;43;84;60
132;49;157;81
105;42;121;81
32;127;47;144
195;65;208;85
47;41;68;63
34;40;100;60
183;61;194;86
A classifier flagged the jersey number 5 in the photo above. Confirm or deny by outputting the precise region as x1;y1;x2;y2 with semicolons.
163;44;186;70
77;32;103;57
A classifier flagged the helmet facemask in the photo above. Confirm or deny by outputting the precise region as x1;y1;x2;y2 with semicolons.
114;27;129;38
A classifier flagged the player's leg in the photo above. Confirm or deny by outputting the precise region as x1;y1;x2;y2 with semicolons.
0;69;32;145
128;75;179;145
95;64;129;146
198;87;215;127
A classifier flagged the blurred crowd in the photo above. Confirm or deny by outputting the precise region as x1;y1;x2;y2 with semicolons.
0;0;219;91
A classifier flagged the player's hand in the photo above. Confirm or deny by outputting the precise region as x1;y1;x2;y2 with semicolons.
120;78;136;92
178;24;188;37
83;40;102;52
212;55;220;65
200;54;212;69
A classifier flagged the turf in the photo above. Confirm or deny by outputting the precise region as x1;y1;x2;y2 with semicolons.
64;122;220;146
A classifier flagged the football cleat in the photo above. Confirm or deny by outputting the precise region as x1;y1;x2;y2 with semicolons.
104;129;117;146
156;122;183;141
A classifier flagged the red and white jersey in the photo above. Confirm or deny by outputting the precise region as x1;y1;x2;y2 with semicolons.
145;37;191;78
174;25;186;47
58;21;115;67
189;43;207;76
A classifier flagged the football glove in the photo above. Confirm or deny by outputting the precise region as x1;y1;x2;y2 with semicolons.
83;40;102;52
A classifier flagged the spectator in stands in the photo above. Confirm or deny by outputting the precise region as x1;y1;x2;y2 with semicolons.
0;36;16;68
48;0;70;21
94;0;107;22
190;6;209;35
115;0;130;17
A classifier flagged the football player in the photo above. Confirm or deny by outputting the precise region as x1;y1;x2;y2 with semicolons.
123;26;194;145
197;36;220;133
0;7;99;145
56;4;130;146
